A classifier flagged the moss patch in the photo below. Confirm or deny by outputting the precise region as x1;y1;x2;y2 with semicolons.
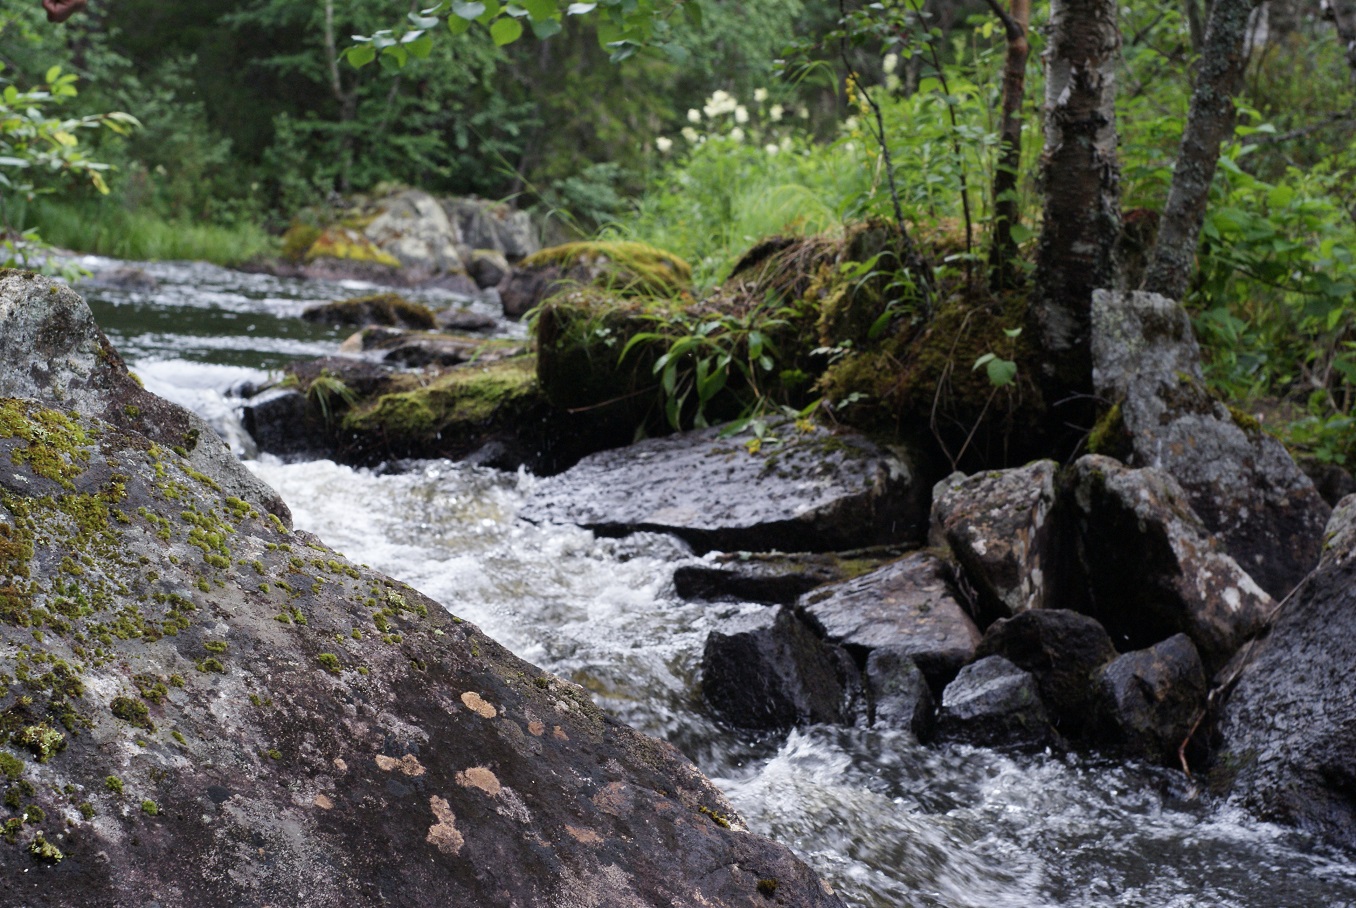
521;241;692;298
304;228;401;269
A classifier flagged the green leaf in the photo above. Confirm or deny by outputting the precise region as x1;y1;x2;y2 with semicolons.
531;17;563;38
478;0;502;23
405;33;435;59
523;0;555;20
452;0;486;18
683;0;703;28
1002;327;1022;339
44;65;62;85
447;14;473;34
659;42;690;63
985;357;1017;387
491;16;525;44
344;45;377;68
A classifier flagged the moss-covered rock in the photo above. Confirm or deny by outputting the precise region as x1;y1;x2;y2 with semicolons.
304;227;402;269
501;241;692;319
301;293;436;330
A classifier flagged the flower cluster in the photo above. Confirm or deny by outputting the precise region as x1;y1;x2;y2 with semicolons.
658;89;808;156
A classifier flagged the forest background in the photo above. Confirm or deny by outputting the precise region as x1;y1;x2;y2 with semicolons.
3;0;1356;463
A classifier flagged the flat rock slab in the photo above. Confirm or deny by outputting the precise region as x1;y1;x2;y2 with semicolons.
674;550;898;604
1217;496;1356;850
1091;289;1329;598
931;461;1059;623
520;423;925;554
798;552;980;689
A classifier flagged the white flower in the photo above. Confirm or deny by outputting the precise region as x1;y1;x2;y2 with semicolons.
844;116;860;132
687;108;702;124
885;74;901;93
798;106;810;119
730;127;745;143
656;136;673;153
704;89;739;118
780;136;793;151
753;88;768;103
883;53;898;75
765;143;779;155
681;126;700;143
769;104;784;122
734;105;749;124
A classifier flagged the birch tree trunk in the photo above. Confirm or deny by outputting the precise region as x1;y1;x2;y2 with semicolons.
1028;0;1122;414
1142;0;1264;301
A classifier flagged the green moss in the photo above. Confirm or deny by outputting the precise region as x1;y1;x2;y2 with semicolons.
304;227;401;268
521;240;692;299
756;878;779;897
14;723;64;762
0;751;22;779
698;805;731;829
316;653;342;674
343;355;540;451
195;657;225;674
109;696;154;731
104;775;124;795
28;832;63;863
281;222;323;263
1087;401;1131;458
203;640;228;653
0;400;94;491
140;799;158;816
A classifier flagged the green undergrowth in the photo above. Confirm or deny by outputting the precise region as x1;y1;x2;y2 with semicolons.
15;198;275;266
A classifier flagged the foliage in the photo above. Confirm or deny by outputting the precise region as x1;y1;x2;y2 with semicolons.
0;61;137;271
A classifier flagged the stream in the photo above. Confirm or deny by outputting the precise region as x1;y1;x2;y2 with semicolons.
71;255;1356;908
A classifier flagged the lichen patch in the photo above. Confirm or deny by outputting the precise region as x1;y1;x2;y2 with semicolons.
314;794;334;810
528;720;545;736
456;766;502;797
426;795;464;855
461;690;497;719
553;725;569;741
566;825;603;845
375;753;427;777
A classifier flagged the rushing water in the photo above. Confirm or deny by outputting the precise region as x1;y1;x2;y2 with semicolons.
70;255;1356;907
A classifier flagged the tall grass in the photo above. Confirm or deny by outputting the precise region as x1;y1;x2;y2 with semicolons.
14;198;276;265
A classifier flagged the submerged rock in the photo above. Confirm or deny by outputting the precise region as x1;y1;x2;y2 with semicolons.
301;292;436;330
1090;634;1206;765
865;648;934;738
936;656;1058;749
1216;496;1356;850
797;552;979;691
1091;289;1329;598
930;461;1060;624
519;422;927;554
1068;455;1272;672
0;283;844;907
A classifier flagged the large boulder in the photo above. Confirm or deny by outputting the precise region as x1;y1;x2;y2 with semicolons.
797;552;980;690
501;242;691;320
1089;633;1207;765
1091;289;1329;598
700;608;857;729
1067;455;1272;672
520;422;927;554
0;271;288;524
1216;496;1356;849
974;609;1117;737
930;461;1060;624
363;189;466;279
0;296;844;907
442;197;540;262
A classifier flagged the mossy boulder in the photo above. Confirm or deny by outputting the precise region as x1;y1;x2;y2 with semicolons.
302;293;436;330
501;241;692;319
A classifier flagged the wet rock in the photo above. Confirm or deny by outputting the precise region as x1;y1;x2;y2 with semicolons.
364;189;465;278
865;648;934;738
700;608;856;729
1068;455;1272;672
519;422;926;554
0;378;843;907
301;292;436;330
974;609;1116;737
1298;456;1356;508
930;461;1060;623
673;551;896;605
239;387;320;459
936;656;1058;749
468;249;511;288
1090;634;1206;765
798;552;979;690
1216;496;1356;850
337;327;526;369
435;306;500;334
1091;289;1329;598
0;271;289;523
